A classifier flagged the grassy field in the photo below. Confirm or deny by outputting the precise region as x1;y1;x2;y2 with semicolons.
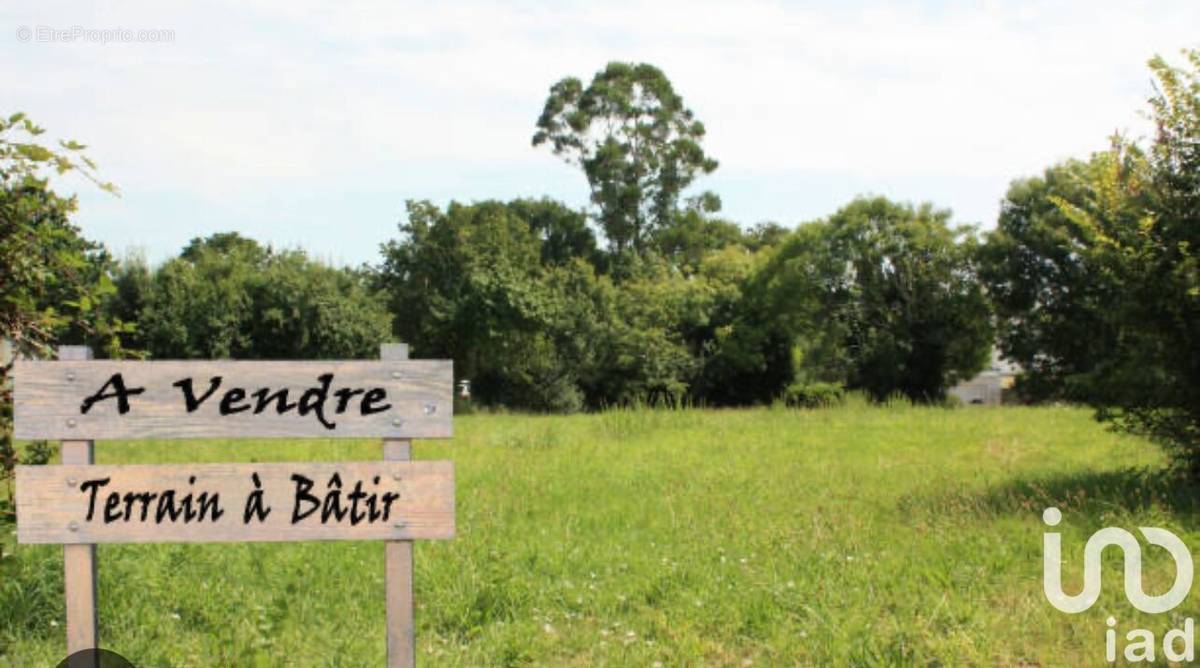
2;401;1198;666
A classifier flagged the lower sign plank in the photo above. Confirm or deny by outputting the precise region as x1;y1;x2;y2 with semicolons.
16;461;454;544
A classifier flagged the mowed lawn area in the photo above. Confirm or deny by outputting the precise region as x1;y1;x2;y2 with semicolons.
3;403;1198;666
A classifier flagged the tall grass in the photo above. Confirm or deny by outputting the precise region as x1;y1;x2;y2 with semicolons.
0;404;1192;666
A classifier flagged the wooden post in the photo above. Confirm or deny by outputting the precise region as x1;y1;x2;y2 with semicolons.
381;342;415;667
58;345;98;656
13;348;454;664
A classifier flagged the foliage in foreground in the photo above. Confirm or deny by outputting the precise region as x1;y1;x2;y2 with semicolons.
979;49;1200;473
0;113;131;534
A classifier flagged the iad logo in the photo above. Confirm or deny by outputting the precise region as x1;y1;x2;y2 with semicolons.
1042;507;1197;663
1042;506;1192;613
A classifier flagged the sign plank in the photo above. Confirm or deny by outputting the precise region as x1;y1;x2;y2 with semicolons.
16;461;455;544
13;360;453;440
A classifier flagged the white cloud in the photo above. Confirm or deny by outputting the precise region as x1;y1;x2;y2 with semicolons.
2;0;1197;262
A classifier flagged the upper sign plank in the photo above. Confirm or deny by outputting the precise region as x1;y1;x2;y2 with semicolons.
13;360;453;440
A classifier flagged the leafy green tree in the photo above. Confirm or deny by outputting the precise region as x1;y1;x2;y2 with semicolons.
978;50;1200;475
700;222;842;405
0;113;131;525
378;200;584;410
1122;49;1200;470
714;197;992;403
533;62;718;254
585;256;701;406
1044;50;1200;474
376;198;760;410
141;234;260;358
250;254;392;359
181;231;268;264
823;199;991;401
140;233;391;360
741;221;791;252
977;154;1126;400
550;244;763;408
0;113;128;360
503;198;600;268
651;193;745;272
104;252;154;353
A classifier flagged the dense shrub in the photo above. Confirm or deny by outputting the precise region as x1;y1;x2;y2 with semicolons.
137;233;391;360
782;381;845;408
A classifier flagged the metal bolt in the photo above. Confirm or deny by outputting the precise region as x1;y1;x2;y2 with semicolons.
423;403;437;415
66;418;77;428
66;477;77;487
392;473;402;481
66;371;76;382
391;417;404;427
394;521;407;529
68;521;79;532
391;370;402;380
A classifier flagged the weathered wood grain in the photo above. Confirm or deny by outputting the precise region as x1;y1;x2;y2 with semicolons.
62;442;98;653
381;342;415;668
13;359;453;440
16;461;455;544
59;346;100;655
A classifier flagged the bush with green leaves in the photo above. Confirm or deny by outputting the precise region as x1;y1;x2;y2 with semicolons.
376;198;767;410
378;200;589;411
979;49;1200;475
139;232;391;360
782;381;845;408
977;153;1129;402
0;113;136;538
710;196;992;404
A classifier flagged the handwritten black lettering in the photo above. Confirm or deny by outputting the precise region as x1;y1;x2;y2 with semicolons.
288;472;402;525
333;387;365;413
298;373;337;430
155;490;182;523
81;477;112;520
361;387;391;415
243;472;271;523
173;376;223;412
321;472;348;522
219;387;250;415
252;387;296;414
83;477;224;524
291;473;319;523
80;374;145;415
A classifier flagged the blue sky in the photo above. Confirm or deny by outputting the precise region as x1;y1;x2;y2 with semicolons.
4;1;1198;266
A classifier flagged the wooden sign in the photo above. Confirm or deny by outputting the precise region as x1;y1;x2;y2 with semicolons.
15;345;452;667
13;359;453;440
16;461;455;544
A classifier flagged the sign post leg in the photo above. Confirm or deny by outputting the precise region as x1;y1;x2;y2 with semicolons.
59;345;98;656
381;343;415;668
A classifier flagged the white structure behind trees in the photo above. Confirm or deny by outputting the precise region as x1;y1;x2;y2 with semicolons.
949;350;1019;405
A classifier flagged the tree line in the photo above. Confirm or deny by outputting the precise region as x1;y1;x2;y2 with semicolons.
2;50;1198;473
